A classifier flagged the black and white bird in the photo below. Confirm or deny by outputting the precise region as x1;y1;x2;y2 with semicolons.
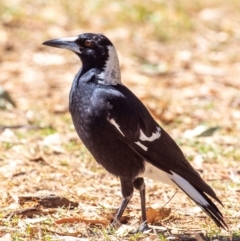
43;33;227;231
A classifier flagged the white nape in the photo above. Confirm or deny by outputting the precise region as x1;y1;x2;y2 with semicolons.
98;46;122;85
135;141;148;151
139;127;161;142
109;118;125;136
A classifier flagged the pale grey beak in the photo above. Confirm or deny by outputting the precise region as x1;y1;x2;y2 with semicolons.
42;36;80;53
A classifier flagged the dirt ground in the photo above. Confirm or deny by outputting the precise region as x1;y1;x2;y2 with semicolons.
0;1;240;240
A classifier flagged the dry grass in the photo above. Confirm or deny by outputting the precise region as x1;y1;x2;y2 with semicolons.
0;0;240;240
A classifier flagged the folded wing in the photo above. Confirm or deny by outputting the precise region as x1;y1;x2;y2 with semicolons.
106;84;227;229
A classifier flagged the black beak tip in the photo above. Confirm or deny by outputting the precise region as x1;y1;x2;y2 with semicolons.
42;40;53;46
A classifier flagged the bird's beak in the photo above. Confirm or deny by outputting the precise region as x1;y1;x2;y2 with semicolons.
42;37;80;53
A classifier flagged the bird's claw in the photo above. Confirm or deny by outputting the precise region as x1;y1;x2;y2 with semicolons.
129;222;152;234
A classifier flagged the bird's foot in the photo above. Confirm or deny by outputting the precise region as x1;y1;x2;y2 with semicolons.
129;222;152;234
107;219;122;233
110;218;122;228
139;222;151;232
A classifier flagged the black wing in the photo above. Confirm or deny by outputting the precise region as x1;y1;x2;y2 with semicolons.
105;84;227;229
106;85;218;199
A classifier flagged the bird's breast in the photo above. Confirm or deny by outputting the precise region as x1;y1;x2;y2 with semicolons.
69;84;108;138
68;83;146;179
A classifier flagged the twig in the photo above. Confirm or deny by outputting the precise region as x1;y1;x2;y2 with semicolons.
55;217;109;226
162;189;178;208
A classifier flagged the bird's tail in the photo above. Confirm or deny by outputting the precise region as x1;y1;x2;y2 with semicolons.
192;189;228;229
171;172;228;230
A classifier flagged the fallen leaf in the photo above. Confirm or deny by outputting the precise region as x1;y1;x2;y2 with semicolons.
18;194;78;209
0;233;11;241
45;228;83;238
52;237;88;241
183;125;219;138
115;224;135;236
55;217;108;226
24;217;48;224
196;127;219;137
0;88;16;109
193;63;225;76
166;236;181;240
146;207;171;224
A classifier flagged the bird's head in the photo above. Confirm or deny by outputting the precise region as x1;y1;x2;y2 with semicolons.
43;33;121;85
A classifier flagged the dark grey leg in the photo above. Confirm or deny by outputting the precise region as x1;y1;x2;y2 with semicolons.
111;178;134;227
133;177;150;232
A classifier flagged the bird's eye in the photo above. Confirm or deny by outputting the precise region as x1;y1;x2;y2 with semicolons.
84;40;94;48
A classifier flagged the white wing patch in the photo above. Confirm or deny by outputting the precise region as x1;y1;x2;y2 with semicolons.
171;172;209;206
98;46;122;85
109;118;125;136
139;127;161;142
135;141;148;151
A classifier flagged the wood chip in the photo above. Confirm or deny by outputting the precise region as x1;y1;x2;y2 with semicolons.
18;194;78;208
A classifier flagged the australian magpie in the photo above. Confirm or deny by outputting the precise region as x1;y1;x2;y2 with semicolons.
43;33;227;231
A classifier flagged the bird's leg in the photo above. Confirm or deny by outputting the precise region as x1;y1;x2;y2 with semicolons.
111;178;133;228
133;177;150;232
